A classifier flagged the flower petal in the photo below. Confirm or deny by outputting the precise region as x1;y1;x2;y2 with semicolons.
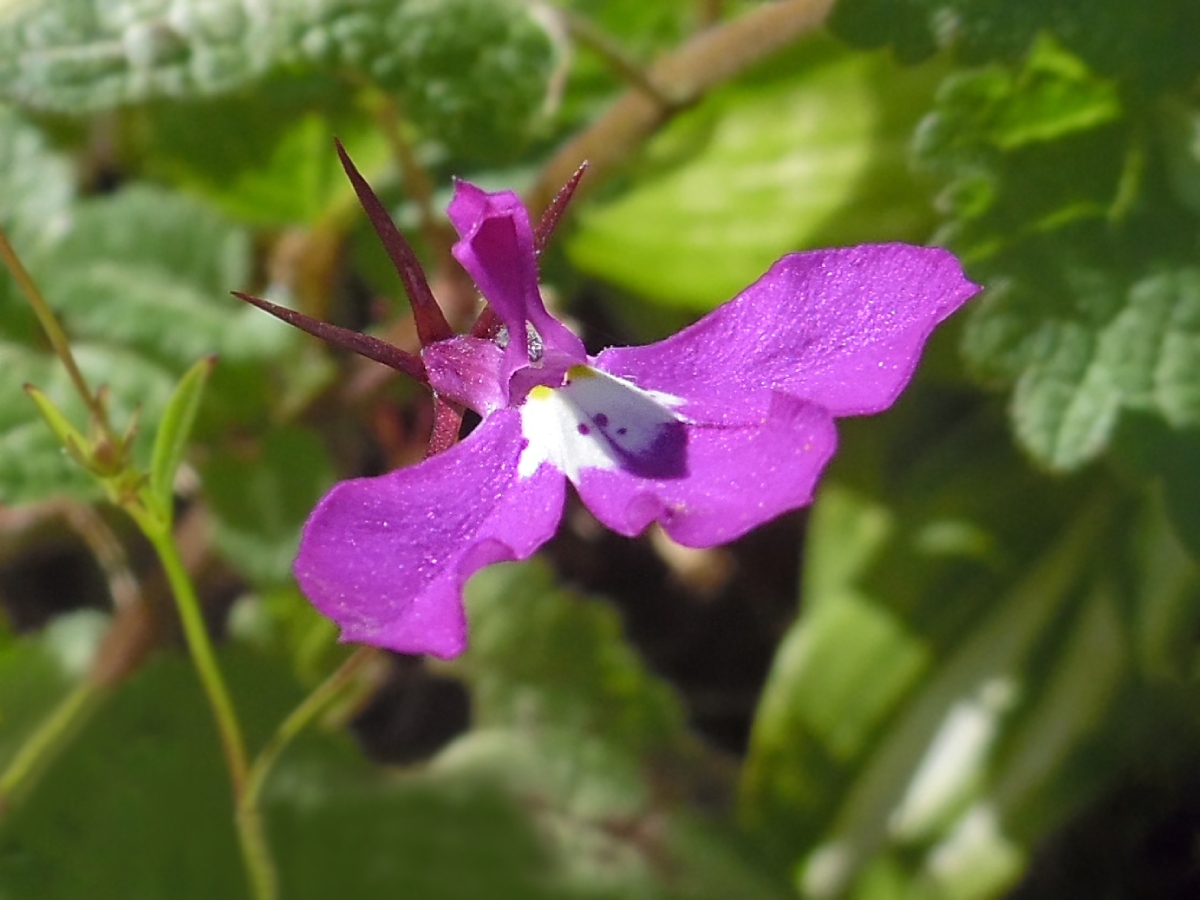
574;392;837;547
294;409;565;658
448;180;585;376
594;245;980;424
423;335;507;415
518;364;688;482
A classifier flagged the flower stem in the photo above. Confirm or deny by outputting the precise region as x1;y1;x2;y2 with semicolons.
0;226;111;435
245;646;376;810
137;513;278;900
0;680;104;820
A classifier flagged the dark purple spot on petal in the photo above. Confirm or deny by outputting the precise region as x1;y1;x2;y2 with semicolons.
577;423;591;435
594;413;609;427
616;427;627;436
610;421;688;479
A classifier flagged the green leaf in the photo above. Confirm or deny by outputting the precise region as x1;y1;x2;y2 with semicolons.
201;426;335;587
227;585;342;687
38;185;262;368
0;183;284;505
0;105;75;253
148;355;216;523
451;560;788;899
369;0;557;160
744;487;931;830
137;74;389;227
916;36;1121;162
759;493;1113;899
1114;413;1200;569
459;559;685;755
1159;97;1200;217
0;645;598;900
0;0;555;158
21;385;90;469
741;372;1200;899
913;38;1130;256
567;39;939;310
0;0;367;111
965;259;1200;470
830;0;1200;91
0;105;76;359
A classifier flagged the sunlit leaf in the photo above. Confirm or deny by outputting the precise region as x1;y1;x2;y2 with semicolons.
567;39;939;310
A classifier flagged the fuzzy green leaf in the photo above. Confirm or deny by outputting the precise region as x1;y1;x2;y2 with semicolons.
451;560;788;899
0;184;290;505
965;261;1200;470
0;0;374;111
368;0;556;160
0;0;554;157
830;0;1200;91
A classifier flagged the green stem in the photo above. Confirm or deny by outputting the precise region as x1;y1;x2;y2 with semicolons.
245;647;375;810
0;680;105;819
527;0;835;216
0;225;111;435
137;513;278;900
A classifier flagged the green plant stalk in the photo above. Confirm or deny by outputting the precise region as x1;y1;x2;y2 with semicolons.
2;212;274;897
134;509;278;900
0;226;111;433
0;680;105;819
244;646;375;810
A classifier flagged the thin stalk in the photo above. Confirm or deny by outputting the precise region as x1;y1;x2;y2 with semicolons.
0;226;111;435
527;0;835;216
245;646;376;810
561;10;674;106
138;514;277;900
0;680;105;819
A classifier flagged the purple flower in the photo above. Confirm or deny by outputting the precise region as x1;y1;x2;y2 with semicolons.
283;167;979;660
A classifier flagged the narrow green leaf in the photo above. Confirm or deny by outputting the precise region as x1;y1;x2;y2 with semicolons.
792;501;1105;898
148;355;216;523
22;384;89;467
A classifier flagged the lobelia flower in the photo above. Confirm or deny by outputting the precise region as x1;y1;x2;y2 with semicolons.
241;146;980;660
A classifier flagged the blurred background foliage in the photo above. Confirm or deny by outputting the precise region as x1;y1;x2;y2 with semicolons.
1;0;1199;898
